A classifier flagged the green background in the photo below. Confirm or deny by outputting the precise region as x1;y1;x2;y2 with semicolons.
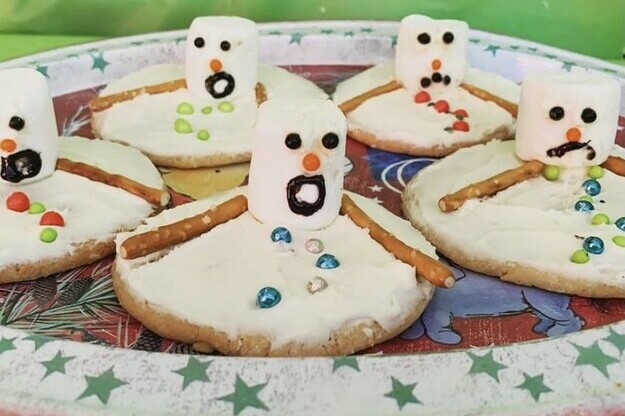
0;0;623;63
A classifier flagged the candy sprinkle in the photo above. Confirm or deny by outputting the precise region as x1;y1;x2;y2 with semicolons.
316;254;340;269
28;202;46;215
574;200;594;212
583;236;604;255
6;192;30;212
305;238;324;254
256;287;281;309
582;179;601;197
176;102;195;115
174;118;193;134
270;227;292;244
570;249;590;264
591;213;610;225
542;165;560;181
197;130;210;141
307;277;328;294
613;236;625;248
201;106;213;115
218;101;234;113
587;166;604;179
40;228;58;243
616;217;625;232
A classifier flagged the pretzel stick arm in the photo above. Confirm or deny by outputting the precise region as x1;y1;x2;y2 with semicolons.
90;79;187;112
338;80;403;114
340;194;455;288
56;158;168;206
255;82;268;105
602;156;625;177
460;83;518;118
438;160;545;213
120;195;248;260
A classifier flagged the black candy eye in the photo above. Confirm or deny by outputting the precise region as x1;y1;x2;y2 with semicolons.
442;31;454;44
194;37;205;48
285;133;302;149
549;106;565;121
417;33;430;45
581;107;597;124
9;116;25;131
220;41;231;51
322;133;339;149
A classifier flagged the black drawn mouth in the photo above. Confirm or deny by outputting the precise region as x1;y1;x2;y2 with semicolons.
286;175;326;216
204;71;236;99
1;149;43;183
546;140;596;161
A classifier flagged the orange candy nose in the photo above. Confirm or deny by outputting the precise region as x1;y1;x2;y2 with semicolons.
566;127;582;142
431;59;442;70
302;153;321;172
0;139;16;153
210;59;223;72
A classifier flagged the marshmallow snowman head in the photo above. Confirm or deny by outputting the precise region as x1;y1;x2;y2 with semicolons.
0;68;58;185
516;72;621;167
248;99;347;230
185;16;259;101
395;14;469;96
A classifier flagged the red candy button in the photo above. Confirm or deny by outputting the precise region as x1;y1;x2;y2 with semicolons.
454;109;469;118
414;91;431;103
6;192;30;212
40;211;65;227
452;120;470;132
433;100;450;113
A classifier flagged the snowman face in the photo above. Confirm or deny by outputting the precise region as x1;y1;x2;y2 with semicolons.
395;14;468;96
516;72;620;167
248;99;347;230
184;16;259;101
0;68;58;185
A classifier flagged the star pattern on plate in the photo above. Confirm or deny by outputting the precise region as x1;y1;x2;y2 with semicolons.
572;341;618;378
289;32;305;44
24;333;54;351
515;373;552;402
40;350;75;380
467;351;507;382
332;356;360;372
484;45;501;57
0;337;16;356
173;357;213;390
217;374;269;416
605;328;625;355
89;50;110;72
561;61;576;72
35;64;49;78
384;377;421;410
77;366;127;404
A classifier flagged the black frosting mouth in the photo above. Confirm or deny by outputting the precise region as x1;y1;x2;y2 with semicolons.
546;140;596;161
1;149;43;183
204;71;236;99
286;175;326;216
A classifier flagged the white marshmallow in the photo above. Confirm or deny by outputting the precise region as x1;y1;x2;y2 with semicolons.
395;14;468;96
516;72;621;167
184;16;259;101
0;68;58;185
248;99;347;230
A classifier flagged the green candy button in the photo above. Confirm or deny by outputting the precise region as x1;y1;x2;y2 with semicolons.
201;106;213;115
28;202;46;214
591;213;610;225
176;102;195;115
570;249;590;264
542;165;560;181
174;118;193;134
40;227;58;243
197;130;210;141
613;236;625;247
587;165;604;179
218;101;234;113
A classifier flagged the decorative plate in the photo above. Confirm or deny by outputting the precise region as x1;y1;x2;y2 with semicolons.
0;21;624;416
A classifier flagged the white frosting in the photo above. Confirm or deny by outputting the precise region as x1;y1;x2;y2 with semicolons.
185;17;259;101
0;68;58;185
94;64;327;161
0;137;164;269
516;72;621;167
396;15;468;95
115;188;435;347
248;99;347;230
404;140;625;285
332;62;518;148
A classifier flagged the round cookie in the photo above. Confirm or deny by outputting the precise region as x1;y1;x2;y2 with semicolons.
91;17;326;169
0;68;168;283
402;72;625;298
113;99;450;356
332;15;519;157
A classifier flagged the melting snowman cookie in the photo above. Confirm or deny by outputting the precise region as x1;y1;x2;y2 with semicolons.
403;71;625;298
91;16;326;169
113;99;453;356
0;68;168;283
332;14;519;157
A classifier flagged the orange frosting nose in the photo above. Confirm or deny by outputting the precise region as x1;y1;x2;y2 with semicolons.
0;139;16;153
566;127;582;142
431;59;442;70
302;153;321;172
210;59;223;72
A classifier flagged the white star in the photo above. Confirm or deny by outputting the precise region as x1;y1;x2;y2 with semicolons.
369;185;383;193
